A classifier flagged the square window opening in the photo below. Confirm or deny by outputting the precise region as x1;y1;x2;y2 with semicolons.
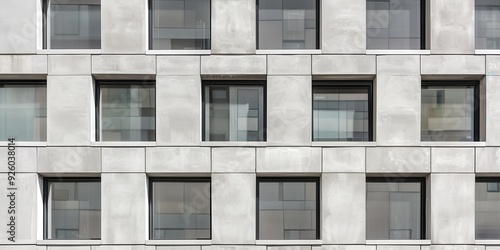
476;178;500;239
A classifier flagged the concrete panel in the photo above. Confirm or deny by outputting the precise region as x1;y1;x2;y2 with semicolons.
421;55;485;75
366;147;430;173
267;76;311;145
203;247;265;250
157;56;201;76
376;75;421;146
102;148;145;172
268;247;311;250
48;55;91;75
212;174;256;244
101;0;146;53
0;55;47;74
486;76;500;145
268;55;312;75
47;76;92;146
0;174;37;244
377;56;420;76
322;173;365;244
321;0;365;53
38;147;101;173
94;247;155;250
102;174;146;244
486;56;500;75
0;147;37;173
256;147;321;173
92;55;156;75
146;147;210;173
431;148;474;173
48;247;90;250
377;247;420;250
323;147;365;173
0;0;37;53
316;246;376;250
430;246;485;250
0;247;45;250
157;247;201;250
212;148;256;173
312;55;376;75
476;147;500;173
431;174;475;244
211;0;256;53
201;55;266;75
156;76;201;145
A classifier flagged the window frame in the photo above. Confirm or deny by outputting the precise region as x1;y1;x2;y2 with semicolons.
148;177;212;240
312;81;373;142
256;177;320;240
43;177;101;240
366;177;427;240
421;81;480;142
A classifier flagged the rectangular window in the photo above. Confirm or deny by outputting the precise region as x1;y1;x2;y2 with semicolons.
43;0;101;49
366;177;426;240
150;178;211;240
366;0;425;49
0;82;47;141
203;81;265;141
257;0;319;49
476;178;500;239
44;178;101;240
257;178;319;240
97;81;156;141
476;0;500;49
421;82;479;141
312;82;372;141
150;0;211;50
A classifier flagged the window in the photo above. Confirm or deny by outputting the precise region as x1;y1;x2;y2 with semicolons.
366;177;426;240
257;178;319;240
150;0;210;50
150;178;211;240
96;81;156;141
476;0;500;49
43;0;101;49
203;81;265;141
421;82;479;141
257;0;319;49
366;0;425;49
44;178;101;240
476;178;500;239
0;82;47;141
312;82;372;141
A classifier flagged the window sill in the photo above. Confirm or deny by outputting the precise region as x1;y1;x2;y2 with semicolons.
0;141;47;147
420;141;486;147
475;240;500;244
365;240;431;245
312;141;376;147
146;50;211;55
256;49;322;55
37;240;101;245
91;141;156;147
476;50;500;55
146;240;212;245
200;141;267;147
256;240;322;245
37;49;102;55
366;50;431;55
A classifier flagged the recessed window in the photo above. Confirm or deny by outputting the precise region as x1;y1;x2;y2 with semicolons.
150;0;210;50
476;0;500;49
366;0;425;49
476;178;500;239
0;82;47;141
257;0;319;49
44;178;101;240
203;81;265;141
421;82;479;141
366;177;426;240
312;82;372;141
43;0;101;49
96;81;156;141
257;178;319;240
150;178;211;240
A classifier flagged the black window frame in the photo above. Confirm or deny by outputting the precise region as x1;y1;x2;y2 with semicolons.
43;177;101;240
312;81;373;142
148;177;212;240
366;177;427;240
256;177;320;240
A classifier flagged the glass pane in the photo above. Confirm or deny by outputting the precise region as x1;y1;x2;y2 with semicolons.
100;83;156;141
0;84;47;141
366;181;422;240
152;181;211;240
421;85;475;141
476;0;500;49
151;0;211;50
367;0;421;49
50;0;101;49
476;181;500;239
258;0;317;49
47;180;101;239
258;180;318;240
